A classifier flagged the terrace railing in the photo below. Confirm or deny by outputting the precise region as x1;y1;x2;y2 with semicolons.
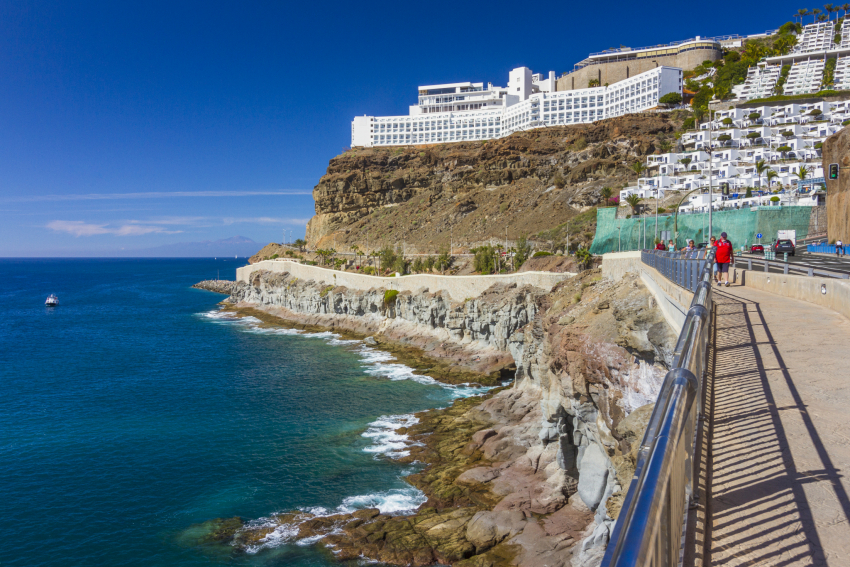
602;248;716;567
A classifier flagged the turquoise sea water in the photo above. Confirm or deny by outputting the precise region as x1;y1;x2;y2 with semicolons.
0;259;484;566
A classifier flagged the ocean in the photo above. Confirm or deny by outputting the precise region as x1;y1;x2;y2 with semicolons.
0;258;486;566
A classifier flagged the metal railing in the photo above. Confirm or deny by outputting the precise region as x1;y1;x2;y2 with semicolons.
602;248;715;567
739;254;850;278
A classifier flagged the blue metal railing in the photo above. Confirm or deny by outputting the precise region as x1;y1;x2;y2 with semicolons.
807;244;848;255
602;248;716;567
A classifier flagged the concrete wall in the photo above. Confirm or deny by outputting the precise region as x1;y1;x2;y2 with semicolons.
236;260;574;302
601;251;694;330
557;47;720;91
823;126;850;243
735;268;850;321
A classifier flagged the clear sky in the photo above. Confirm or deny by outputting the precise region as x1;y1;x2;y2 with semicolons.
0;1;803;256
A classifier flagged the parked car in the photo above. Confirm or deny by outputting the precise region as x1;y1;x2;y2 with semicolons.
751;244;764;253
774;239;796;256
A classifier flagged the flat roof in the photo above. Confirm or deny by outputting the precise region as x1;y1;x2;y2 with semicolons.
417;81;483;90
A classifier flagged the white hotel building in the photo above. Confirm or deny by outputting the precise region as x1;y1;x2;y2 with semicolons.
352;66;683;147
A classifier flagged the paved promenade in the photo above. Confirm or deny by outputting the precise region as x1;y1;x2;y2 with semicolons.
710;283;850;566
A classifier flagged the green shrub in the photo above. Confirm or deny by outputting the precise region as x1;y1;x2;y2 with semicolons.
320;285;334;297
770;196;780;202
553;172;566;188
383;289;399;305
532;251;553;258
692;86;713;109
472;245;496;274
773;65;791;94
658;92;683;104
270;254;279;259
724;50;741;62
682;117;695;130
815;141;823;149
717;134;732;142
721;117;733;126
748;112;761;121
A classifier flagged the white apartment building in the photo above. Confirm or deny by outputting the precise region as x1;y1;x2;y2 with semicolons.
622;100;844;209
352;66;683;147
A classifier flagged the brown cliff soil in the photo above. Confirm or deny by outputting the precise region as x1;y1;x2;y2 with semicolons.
184;270;673;566
306;114;683;253
824;126;850;243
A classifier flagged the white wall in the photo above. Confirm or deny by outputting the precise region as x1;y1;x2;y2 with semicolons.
351;116;373;147
509;67;533;101
237;260;574;302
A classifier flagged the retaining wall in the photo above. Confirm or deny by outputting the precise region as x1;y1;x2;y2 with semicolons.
236;260;574;302
735;268;850;321
601;251;694;330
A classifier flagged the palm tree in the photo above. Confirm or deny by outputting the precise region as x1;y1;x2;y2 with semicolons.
818;13;829;21
756;160;770;189
631;161;647;177
813;7;822;21
658;139;673;153
843;3;850;18
625;193;643;215
766;169;779;188
794;165;810;181
824;4;835;19
600;186;613;205
797;8;810;24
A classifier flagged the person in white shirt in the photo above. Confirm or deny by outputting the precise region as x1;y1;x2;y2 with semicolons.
837;239;844;257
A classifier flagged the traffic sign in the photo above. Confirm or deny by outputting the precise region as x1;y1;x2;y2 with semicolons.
756;233;763;239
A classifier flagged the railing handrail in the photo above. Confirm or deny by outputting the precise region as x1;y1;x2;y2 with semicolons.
602;248;715;567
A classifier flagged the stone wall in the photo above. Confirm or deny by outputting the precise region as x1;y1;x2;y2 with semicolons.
556;47;720;91
236;260;574;302
823;126;850;243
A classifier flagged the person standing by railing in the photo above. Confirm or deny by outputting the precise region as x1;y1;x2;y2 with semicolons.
710;236;719;283
715;232;734;287
681;239;696;252
836;239;844;257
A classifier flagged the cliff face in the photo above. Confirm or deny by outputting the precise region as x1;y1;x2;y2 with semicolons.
305;115;682;252
221;268;676;566
823;126;850;242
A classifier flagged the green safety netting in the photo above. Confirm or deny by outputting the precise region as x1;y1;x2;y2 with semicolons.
589;206;813;254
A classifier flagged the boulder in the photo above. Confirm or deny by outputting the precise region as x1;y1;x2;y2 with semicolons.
577;444;609;511
466;510;526;552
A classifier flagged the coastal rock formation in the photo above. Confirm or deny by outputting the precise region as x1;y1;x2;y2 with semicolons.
192;280;236;294
212;267;676;566
305;114;683;252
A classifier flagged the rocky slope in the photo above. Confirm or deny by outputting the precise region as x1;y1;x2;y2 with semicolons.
195;266;676;566
306;114;684;253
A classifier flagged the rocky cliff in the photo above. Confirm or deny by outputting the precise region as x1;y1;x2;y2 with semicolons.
212;268;676;566
306;114;684;252
823;126;850;242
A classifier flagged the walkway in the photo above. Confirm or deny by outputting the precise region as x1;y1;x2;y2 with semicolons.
709;283;850;566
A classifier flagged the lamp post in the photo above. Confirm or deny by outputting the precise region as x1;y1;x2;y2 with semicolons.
708;110;714;240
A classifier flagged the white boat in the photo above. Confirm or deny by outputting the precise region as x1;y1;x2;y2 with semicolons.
45;294;59;307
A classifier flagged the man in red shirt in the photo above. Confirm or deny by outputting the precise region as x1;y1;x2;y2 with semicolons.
715;231;734;287
655;241;667;251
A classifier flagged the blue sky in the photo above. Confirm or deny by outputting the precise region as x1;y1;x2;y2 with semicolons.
0;1;802;256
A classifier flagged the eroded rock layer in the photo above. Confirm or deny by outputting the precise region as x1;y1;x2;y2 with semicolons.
306;114;683;251
205;269;675;566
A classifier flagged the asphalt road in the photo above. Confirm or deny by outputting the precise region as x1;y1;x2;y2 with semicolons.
737;251;850;277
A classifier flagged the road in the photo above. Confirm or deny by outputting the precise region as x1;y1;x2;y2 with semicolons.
737;252;850;278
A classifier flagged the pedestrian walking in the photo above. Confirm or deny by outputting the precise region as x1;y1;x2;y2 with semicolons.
668;239;676;251
681;240;696;252
655;240;667;251
709;236;719;282
715;232;734;287
837;239;844;257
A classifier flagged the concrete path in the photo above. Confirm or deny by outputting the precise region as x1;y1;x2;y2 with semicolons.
709;283;850;566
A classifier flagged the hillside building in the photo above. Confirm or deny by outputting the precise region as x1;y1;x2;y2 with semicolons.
352;66;682;148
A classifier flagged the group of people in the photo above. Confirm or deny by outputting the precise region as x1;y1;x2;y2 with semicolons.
653;232;735;287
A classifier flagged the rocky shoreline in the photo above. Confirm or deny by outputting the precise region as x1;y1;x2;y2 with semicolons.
190;268;676;566
192;279;236;295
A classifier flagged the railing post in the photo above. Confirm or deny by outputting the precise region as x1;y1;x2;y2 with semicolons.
764;260;769;272
784;263;789;275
